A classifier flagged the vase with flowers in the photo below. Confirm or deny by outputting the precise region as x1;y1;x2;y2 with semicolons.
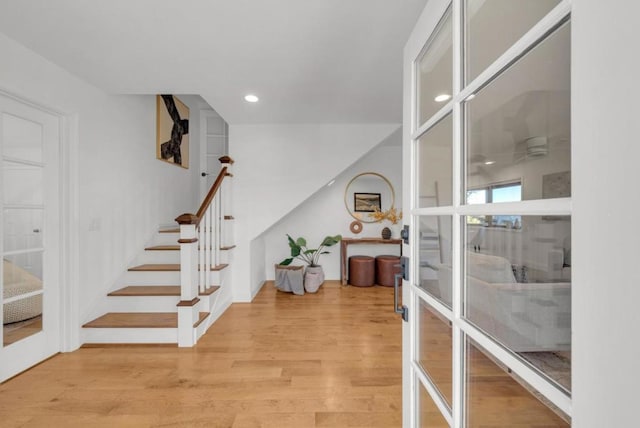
369;206;403;239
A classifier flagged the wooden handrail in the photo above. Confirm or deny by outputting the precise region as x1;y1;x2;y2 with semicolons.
174;166;230;227
195;166;228;225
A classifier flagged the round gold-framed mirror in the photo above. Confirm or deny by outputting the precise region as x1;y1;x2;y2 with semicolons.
344;172;395;223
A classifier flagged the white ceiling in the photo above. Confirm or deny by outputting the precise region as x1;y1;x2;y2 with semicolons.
0;0;428;124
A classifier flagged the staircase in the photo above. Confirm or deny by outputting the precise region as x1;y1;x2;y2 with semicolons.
82;157;235;347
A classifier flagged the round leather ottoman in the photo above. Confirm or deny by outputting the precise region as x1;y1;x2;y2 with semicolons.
376;255;401;287
349;255;375;287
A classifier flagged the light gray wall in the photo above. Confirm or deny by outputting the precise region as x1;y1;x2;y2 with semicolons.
572;1;640;426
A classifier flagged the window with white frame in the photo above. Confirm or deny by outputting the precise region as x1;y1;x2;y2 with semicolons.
466;180;522;225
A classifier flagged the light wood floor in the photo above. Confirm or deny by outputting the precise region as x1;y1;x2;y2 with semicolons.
0;281;403;427
0;281;568;427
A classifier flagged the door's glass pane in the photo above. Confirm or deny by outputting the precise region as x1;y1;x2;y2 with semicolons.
418;114;453;207
466;189;487;205
418;380;449;427
464;216;571;391
4;208;44;252
3;161;43;205
2;113;43;163
467;182;523;227
418;299;452;406
492;183;521;203
419;216;452;308
4;252;44;288
466;337;570;427
465;0;562;83
417;10;452;126
3;295;42;346
465;22;570;203
3;254;44;346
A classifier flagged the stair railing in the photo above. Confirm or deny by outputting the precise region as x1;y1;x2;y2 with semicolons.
174;156;233;346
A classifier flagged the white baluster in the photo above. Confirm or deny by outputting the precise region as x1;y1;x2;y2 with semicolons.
214;193;221;266
198;220;205;293
204;206;211;292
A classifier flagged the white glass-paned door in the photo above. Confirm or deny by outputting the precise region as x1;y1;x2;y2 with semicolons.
0;95;60;382
403;1;572;426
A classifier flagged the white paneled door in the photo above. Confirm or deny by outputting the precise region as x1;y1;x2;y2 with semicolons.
199;110;228;200
0;94;61;382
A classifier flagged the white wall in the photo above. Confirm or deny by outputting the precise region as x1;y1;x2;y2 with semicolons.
572;1;640;426
229;123;400;300
250;236;266;300
263;137;402;281
0;33;200;346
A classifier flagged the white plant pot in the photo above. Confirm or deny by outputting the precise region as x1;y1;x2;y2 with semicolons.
304;265;325;293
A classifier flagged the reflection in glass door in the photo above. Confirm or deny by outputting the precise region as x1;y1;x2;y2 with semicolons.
0;94;60;381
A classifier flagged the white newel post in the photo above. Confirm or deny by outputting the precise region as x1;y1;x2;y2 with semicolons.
175;213;200;347
219;156;234;249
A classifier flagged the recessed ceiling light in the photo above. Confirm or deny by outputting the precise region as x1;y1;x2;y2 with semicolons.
434;94;451;103
244;94;259;103
484;160;495;165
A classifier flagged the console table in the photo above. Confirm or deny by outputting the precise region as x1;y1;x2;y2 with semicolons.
341;238;402;285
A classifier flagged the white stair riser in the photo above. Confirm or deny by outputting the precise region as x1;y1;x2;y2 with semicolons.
137;250;181;265
82;327;177;344
125;271;181;285
151;232;180;246
199;292;219;312
124;270;225;286
195;269;225;287
105;296;180;313
219;250;234;264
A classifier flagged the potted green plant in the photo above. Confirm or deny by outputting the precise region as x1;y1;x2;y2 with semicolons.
279;234;342;292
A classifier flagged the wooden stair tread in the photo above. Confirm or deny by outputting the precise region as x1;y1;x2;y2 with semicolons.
129;264;181;271
146;245;230;251
199;286;220;296
108;286;180;297
83;313;177;328
194;312;209;328
159;228;180;233
129;263;229;272
210;263;229;271
145;245;179;251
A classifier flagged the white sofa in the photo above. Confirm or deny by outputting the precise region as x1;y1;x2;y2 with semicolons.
437;252;571;352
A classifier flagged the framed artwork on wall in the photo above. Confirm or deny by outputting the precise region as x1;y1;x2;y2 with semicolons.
354;193;381;212
156;94;189;168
